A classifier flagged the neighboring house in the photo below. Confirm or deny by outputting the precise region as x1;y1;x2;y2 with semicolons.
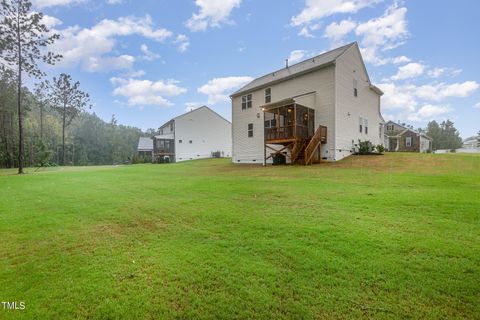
137;137;153;160
384;121;432;152
230;42;384;165
153;106;232;163
463;136;480;149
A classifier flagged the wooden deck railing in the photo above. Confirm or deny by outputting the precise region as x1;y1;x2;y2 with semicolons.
265;125;310;141
304;125;327;165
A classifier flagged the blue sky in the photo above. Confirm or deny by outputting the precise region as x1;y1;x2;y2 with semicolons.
33;0;480;137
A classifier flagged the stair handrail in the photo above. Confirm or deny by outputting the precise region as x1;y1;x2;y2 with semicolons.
304;125;327;165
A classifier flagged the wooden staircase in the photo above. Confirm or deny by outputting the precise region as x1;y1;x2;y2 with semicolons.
290;139;306;163
287;125;327;165
303;125;327;165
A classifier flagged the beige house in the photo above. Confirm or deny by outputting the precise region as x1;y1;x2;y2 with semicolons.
384;121;432;153
230;42;384;165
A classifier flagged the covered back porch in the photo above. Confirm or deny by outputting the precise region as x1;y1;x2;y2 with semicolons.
262;99;327;165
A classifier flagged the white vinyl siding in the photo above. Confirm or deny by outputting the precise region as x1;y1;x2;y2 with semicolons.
174;107;231;162
335;44;384;160
232;43;383;163
232;65;336;163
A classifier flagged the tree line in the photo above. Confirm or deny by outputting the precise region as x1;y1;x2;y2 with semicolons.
0;0;146;171
424;120;466;151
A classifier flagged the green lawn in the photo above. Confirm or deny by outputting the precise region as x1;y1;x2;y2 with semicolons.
0;153;479;319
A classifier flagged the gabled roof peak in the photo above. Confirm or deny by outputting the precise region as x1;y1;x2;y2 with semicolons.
231;42;357;97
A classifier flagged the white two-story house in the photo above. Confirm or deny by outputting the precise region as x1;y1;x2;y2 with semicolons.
230;42;384;165
153;106;231;163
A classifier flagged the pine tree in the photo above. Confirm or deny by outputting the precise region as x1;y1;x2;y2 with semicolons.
47;73;90;165
0;0;61;173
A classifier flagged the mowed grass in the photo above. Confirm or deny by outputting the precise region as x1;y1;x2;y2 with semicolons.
0;153;479;319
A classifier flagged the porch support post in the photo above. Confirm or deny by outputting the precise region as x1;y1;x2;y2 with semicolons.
263;109;266;166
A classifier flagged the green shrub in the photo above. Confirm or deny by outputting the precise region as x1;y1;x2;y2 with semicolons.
376;144;385;153
358;140;372;155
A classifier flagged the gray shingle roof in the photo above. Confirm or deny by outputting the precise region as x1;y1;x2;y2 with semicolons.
231;42;356;97
158;106;231;131
138;137;153;151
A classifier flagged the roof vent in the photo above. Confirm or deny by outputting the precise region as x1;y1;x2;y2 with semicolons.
285;59;289;68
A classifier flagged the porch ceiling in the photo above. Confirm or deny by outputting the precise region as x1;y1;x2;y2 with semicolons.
261;98;296;111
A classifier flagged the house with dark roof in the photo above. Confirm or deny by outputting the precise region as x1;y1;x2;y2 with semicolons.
137;137;154;160
230;42;385;165
384;121;432;152
153;106;231;163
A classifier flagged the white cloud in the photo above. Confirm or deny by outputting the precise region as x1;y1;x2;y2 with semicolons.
379;81;480;113
426;67;462;78
407;104;453;122
198;76;254;104
415;81;479;101
288;50;310;64
174;34;190;53
111;77;187;107
378;82;417;112
392;55;410;64
427;67;445;79
106;0;121;4
324;19;357;42
299;27;314;38
291;0;382;26
51;15;172;72
298;23;321;38
41;14;63;28
474;102;480;109
185;0;242;32
355;3;408;65
33;0;85;8
391;62;425;80
120;69;146;78
84;55;135;72
139;44;160;61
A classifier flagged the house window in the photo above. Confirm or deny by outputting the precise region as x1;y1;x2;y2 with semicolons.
364;119;368;134
189;140;193;144
353;79;358;97
170;122;173;131
406;136;412;147
264;119;276;128
242;94;252;109
247;123;253;137
179;140;182;143
359;117;363;133
265;88;271;103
